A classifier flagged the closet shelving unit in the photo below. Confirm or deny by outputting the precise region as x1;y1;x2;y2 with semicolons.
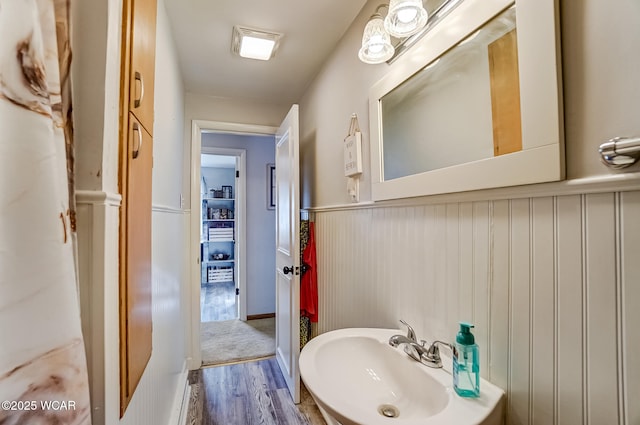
201;190;235;284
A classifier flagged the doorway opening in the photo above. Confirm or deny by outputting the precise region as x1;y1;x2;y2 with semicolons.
189;108;300;400
190;121;278;369
200;153;239;322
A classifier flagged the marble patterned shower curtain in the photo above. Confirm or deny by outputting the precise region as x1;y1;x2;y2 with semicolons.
0;0;91;424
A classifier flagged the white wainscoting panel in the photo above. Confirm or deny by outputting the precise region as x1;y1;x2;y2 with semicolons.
531;197;554;425
119;206;188;425
490;200;510;392
509;198;531;425
77;193;188;425
313;189;639;425
76;191;121;425
555;195;584;425
584;193;619;425
621;191;640;425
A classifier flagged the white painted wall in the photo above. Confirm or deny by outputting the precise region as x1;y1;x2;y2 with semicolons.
182;93;289;207
299;0;640;424
562;0;640;179
73;1;188;424
71;0;122;194
184;93;289;129
299;0;640;208
202;133;276;316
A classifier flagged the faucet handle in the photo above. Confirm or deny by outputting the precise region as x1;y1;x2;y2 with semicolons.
422;341;453;368
399;319;417;342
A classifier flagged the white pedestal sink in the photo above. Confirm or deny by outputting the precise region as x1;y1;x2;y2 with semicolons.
299;328;505;425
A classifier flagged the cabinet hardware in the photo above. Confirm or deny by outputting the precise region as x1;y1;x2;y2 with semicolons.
132;122;143;159
134;71;145;108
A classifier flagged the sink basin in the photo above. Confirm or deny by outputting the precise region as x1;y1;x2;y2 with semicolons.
299;328;505;425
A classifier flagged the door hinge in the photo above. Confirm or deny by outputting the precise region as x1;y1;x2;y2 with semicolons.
236;170;239;178
235;287;240;296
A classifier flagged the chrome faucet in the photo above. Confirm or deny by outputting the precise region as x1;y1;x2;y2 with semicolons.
388;334;430;363
398;319;416;341
422;340;454;368
389;319;429;363
388;320;453;368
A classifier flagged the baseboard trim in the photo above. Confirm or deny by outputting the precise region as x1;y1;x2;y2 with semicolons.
247;313;275;320
168;361;189;425
177;385;191;425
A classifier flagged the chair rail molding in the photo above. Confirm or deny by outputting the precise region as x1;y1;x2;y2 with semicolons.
307;172;640;213
76;190;122;206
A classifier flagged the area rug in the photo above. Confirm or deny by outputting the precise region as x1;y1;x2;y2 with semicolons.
201;318;275;366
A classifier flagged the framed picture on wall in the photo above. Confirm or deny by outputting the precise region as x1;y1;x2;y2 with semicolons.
267;163;275;210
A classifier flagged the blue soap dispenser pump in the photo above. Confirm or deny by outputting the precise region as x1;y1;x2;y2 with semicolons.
453;322;480;397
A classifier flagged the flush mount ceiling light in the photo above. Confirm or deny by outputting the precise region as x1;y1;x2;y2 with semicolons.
359;1;429;64
232;26;282;61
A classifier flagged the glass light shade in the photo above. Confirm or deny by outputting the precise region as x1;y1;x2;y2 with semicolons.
384;0;429;38
359;15;395;64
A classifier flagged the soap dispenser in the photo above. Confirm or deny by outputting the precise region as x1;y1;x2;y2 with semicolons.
453;322;480;397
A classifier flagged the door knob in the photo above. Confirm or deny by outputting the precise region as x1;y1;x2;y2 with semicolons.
283;266;294;275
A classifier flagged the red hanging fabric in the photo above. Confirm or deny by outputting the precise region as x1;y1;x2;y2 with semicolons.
300;222;318;322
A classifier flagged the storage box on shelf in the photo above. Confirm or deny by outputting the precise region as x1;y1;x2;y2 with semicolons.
207;267;233;283
208;226;234;242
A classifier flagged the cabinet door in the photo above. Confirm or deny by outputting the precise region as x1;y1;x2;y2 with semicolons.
129;0;157;135
122;113;153;405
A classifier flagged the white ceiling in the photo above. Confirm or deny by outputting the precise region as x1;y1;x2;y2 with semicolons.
163;0;368;105
201;154;236;169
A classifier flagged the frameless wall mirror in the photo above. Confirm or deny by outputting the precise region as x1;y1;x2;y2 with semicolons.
369;0;564;201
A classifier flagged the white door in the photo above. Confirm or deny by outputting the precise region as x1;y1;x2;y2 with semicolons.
275;105;301;403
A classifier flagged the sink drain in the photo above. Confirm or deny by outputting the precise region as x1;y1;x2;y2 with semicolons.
378;404;400;418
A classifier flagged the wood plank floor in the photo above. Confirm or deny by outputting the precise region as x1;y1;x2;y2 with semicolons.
201;281;237;322
188;358;326;425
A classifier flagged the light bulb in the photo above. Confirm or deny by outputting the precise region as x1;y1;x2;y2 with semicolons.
397;8;417;23
384;0;429;38
369;43;384;54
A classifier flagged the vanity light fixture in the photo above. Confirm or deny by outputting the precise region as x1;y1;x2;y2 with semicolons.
359;1;429;64
232;26;282;61
385;0;429;38
358;6;395;64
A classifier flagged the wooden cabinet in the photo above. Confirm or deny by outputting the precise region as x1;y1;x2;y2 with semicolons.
123;113;153;400
129;0;156;135
118;0;156;415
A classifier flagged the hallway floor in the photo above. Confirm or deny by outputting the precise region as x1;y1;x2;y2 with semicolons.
187;357;326;425
201;281;236;322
